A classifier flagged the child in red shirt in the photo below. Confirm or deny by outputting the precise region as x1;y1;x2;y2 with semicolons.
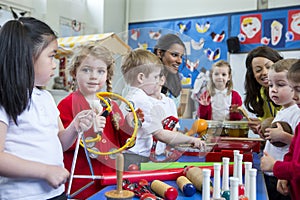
58;44;132;199
197;60;243;120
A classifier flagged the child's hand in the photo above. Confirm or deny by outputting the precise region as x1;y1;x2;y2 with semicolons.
260;151;275;172
277;179;290;196
229;104;239;113
74;110;94;132
199;92;210;106
44;165;69;189
264;123;284;142
94;112;107;133
191;138;206;150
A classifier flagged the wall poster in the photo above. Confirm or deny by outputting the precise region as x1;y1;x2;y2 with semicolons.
230;6;300;52
129;15;229;88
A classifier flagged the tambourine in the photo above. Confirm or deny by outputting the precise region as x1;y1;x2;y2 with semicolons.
79;91;139;155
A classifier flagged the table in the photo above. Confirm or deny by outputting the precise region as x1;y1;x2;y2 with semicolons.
87;153;268;200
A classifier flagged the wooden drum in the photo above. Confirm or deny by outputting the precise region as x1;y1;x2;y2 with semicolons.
222;121;249;137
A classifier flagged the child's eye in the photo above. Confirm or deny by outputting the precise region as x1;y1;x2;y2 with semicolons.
98;70;106;74
294;86;300;92
81;68;91;73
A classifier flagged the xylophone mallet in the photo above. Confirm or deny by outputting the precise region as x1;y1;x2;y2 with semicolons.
150;180;178;200
176;176;196;197
105;153;134;200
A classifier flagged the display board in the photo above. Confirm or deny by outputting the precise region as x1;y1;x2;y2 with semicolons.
230;7;300;52
128;6;300;89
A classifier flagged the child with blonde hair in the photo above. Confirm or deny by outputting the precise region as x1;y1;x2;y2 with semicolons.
197;60;243;121
120;49;205;169
58;43;135;199
260;58;300;200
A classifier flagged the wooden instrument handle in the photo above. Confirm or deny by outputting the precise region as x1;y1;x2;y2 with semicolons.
116;153;124;193
220;137;264;142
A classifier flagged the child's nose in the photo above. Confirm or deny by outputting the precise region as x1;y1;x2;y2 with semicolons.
293;93;299;101
90;70;98;78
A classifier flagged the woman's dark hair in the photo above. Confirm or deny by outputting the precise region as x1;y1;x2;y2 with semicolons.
153;33;186;58
244;46;283;117
0;17;57;124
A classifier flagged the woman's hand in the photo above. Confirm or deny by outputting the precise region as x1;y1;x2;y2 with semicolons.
248;118;262;136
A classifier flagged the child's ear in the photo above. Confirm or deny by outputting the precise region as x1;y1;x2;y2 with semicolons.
160;75;166;85
137;72;144;83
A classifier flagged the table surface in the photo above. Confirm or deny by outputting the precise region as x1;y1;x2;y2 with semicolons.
87;153;268;200
87;119;267;199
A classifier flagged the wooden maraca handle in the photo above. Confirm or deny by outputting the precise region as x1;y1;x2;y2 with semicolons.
237;106;251;121
116;153;124;193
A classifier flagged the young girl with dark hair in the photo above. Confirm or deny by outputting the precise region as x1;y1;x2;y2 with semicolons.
0;17;94;200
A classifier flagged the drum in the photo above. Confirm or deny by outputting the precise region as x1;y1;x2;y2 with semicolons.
222;121;249;137
205;120;223;136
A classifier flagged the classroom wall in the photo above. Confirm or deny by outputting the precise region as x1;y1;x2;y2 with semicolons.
128;0;299;23
128;0;256;23
0;0;126;35
2;0;299;36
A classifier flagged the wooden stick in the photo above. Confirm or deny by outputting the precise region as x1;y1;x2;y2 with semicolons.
116;153;123;193
176;143;216;148
237;106;251;121
220;137;264;142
